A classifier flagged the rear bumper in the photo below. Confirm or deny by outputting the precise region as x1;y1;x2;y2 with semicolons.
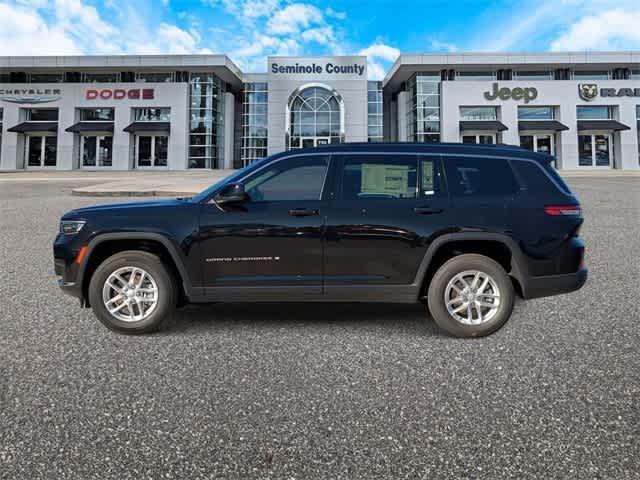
520;268;588;300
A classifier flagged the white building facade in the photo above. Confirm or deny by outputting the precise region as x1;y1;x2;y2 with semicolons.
1;52;639;171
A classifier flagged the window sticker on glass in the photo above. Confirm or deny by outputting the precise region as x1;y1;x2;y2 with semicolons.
360;164;410;198
422;159;435;195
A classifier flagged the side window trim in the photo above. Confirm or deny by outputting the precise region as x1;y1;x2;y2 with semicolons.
418;154;447;198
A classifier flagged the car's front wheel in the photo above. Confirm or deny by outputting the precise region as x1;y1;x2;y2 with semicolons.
88;250;176;334
427;254;515;337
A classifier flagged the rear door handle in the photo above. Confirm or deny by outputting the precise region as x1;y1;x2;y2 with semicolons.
414;206;444;215
289;208;319;217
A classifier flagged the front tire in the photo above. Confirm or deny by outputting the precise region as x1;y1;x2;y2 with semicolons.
88;250;176;334
427;254;515;338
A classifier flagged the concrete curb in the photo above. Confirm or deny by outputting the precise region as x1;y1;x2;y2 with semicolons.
71;189;199;197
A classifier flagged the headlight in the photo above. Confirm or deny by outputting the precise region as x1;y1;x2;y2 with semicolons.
60;220;86;235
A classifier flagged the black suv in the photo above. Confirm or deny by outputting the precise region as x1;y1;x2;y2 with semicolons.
54;143;587;337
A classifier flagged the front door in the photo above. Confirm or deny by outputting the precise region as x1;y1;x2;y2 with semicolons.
198;154;331;299
136;135;168;168
26;135;57;168
324;154;449;299
462;133;496;145
81;135;113;168
578;133;612;167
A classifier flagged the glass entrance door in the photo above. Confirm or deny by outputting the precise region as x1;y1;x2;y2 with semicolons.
26;135;57;168
81;135;113;168
462;134;495;144
136;135;168;168
298;137;331;149
579;134;612;167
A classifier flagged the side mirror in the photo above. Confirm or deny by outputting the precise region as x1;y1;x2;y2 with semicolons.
214;182;248;205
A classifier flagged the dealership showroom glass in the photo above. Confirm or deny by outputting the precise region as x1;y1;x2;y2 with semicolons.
1;52;639;171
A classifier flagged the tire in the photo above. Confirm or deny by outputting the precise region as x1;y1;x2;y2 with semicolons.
88;250;177;334
427;254;515;338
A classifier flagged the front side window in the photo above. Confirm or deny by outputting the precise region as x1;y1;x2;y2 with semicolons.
244;155;329;202
460;106;498;121
340;156;417;201
444;157;519;197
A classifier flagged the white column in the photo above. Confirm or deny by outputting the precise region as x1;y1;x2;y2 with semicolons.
557;103;579;169
0;104;20;170
396;91;407;141
223;92;235;169
500;103;519;146
618;104;639;170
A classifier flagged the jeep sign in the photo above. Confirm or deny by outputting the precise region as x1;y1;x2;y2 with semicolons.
483;83;538;103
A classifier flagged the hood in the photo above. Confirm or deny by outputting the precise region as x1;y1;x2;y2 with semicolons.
62;198;186;220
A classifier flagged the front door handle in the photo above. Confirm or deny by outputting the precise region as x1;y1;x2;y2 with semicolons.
289;208;319;217
414;206;444;215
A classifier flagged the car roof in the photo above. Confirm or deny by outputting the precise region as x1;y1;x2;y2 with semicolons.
270;142;555;163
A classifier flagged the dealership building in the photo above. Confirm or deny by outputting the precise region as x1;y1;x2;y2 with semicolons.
1;51;639;171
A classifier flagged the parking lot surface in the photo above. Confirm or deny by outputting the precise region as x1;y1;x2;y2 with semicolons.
1;177;638;479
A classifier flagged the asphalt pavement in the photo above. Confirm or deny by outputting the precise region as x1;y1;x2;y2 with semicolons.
0;177;638;479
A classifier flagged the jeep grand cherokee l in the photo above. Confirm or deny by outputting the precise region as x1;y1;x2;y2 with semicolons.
54;143;587;337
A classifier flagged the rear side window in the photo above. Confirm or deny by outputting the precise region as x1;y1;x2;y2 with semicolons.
510;160;566;195
443;156;519;197
340;155;417;200
541;163;573;195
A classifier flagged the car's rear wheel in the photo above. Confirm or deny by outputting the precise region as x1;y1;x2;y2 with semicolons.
427;254;514;337
88;250;176;334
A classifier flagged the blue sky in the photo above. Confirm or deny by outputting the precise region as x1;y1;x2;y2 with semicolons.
1;0;640;78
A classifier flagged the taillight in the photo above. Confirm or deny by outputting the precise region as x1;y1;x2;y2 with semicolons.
544;205;582;216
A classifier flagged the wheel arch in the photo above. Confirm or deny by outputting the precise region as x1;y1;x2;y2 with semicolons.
79;233;193;307
415;233;527;301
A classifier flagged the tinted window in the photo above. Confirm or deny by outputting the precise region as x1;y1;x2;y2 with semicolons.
510;160;562;195
444;156;518;197
420;156;444;197
340;156;417;200
244;155;329;202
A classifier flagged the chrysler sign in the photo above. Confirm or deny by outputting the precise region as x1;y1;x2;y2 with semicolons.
86;88;155;100
0;88;62;104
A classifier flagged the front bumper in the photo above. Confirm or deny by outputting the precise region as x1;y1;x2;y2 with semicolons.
521;268;588;300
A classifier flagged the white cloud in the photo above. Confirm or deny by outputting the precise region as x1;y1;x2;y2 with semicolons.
551;9;640;50
301;26;335;45
325;7;346;20
430;40;458;52
267;3;323;35
358;41;400;80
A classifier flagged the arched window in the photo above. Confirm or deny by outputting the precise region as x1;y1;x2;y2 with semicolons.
287;85;343;149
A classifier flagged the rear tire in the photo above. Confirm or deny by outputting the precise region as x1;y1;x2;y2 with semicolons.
88;250;176;334
427;254;514;338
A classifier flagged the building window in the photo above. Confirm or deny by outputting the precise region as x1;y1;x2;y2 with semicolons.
631;70;640;80
241;82;268;166
80;108;115;121
135;72;174;83
188;72;225;169
573;70;610;80
134;107;170;122
27;108;59;121
514;71;554;80
81;135;113;168
83;72;120;83
460;106;498;121
367;81;383;142
576;106;612;120
28;73;64;83
288;85;342;149
636;106;640;165
406;73;440;143
455;71;496;81
518;106;556;119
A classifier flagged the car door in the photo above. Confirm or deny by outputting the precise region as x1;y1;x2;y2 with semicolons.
198;154;331;300
323;153;450;300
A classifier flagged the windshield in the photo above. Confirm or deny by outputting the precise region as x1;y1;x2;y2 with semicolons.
190;158;269;203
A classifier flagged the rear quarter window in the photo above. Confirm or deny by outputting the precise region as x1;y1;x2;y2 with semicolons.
443;156;519;197
510;160;569;195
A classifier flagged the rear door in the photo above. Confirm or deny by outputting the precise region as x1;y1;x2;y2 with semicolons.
323;153;449;296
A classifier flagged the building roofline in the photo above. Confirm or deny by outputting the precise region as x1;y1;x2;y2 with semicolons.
383;51;640;89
